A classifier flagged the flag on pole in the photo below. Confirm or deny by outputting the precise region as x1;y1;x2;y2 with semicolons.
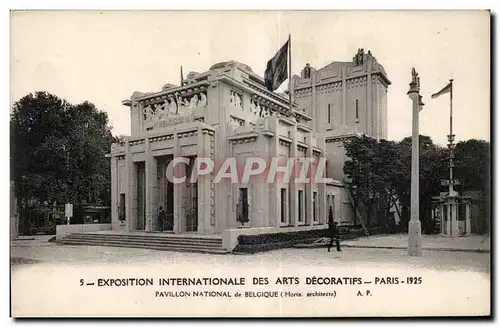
264;39;289;92
431;81;452;99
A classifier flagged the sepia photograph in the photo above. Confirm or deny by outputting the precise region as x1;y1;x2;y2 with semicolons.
9;9;491;317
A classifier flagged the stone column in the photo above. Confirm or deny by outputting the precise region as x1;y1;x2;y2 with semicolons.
173;133;182;234
125;142;134;232
407;68;422;256
443;204;448;236
269;116;280;227
145;138;158;232
197;128;211;235
306;138;314;227
111;156;118;226
446;203;451;236
451;200;460;237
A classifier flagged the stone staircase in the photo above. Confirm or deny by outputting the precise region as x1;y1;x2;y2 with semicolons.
59;232;229;254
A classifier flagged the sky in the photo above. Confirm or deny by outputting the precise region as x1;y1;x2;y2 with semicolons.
10;10;490;146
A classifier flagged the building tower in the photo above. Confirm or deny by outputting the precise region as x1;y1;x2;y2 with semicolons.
292;48;391;141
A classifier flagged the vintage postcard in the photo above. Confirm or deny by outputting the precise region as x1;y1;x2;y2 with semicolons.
9;10;491;317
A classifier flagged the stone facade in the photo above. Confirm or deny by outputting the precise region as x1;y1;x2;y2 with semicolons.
107;49;390;237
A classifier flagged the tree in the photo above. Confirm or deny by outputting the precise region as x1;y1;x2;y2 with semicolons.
342;133;490;235
343;135;403;232
454;139;491;233
397;135;448;234
454;139;490;197
11;92;115;213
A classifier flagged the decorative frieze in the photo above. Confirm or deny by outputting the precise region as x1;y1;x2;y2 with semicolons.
117;155;126;161
295;87;312;100
129;139;145;146
141;88;208;123
346;76;368;89
149;134;174;143
249;98;273;118
178;131;198;138
312;149;322;156
229;136;257;144
316;82;342;94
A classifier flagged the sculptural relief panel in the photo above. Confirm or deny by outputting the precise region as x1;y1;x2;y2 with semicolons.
229;90;243;111
142;90;208;124
249;99;273;119
229;115;245;129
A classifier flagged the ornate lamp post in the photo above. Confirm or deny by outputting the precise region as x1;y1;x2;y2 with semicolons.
407;68;423;256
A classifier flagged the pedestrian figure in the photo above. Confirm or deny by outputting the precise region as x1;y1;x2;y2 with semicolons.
327;206;341;252
158;206;166;232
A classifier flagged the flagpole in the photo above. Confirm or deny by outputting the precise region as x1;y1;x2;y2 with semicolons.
288;34;292;114
449;79;453;138
181;66;184;86
448;79;454;196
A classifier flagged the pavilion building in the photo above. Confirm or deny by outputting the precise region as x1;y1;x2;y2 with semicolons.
60;49;390;252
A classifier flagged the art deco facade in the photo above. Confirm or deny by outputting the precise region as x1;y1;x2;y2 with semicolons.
107;49;390;246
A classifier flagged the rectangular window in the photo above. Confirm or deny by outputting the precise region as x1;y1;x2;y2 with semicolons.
328;104;331;123
237;188;249;224
331;195;336;220
313;191;318;223
119;193;126;221
298;190;304;223
355;99;359;119
280;188;288;224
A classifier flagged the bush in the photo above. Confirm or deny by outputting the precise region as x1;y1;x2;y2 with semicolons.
232;226;389;254
237;229;329;246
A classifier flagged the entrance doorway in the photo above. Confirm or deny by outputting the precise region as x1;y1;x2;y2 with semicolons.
157;155;174;232
135;162;146;230
184;156;198;232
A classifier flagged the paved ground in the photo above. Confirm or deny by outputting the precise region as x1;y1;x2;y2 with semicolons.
341;234;491;253
10;235;491;274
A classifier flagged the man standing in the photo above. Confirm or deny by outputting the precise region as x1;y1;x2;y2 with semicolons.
158;206;166;232
327;206;341;252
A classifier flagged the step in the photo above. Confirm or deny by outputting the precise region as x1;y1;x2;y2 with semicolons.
61;239;224;251
67;234;222;243
65;235;222;246
60;240;229;254
71;233;222;243
61;237;223;248
60;239;227;253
